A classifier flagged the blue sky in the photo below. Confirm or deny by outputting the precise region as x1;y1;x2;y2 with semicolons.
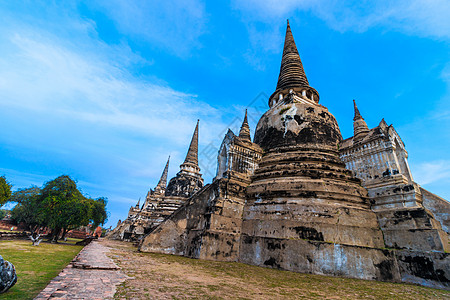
1;1;449;228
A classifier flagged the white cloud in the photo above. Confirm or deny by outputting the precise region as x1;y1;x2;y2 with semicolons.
411;160;450;185
232;0;450;67
0;168;50;190
314;0;450;39
95;0;208;57
0;27;232;198
0;28;223;146
233;0;450;40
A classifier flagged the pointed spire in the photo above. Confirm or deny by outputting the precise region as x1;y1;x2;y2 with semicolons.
135;198;140;208
352;99;369;141
269;20;319;107
183;120;199;166
276;20;309;92
156;156;170;189
239;109;251;142
353;99;363;121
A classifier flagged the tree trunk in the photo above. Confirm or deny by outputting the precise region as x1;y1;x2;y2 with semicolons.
47;229;54;241
61;228;68;240
51;227;61;243
30;225;38;238
32;224;41;236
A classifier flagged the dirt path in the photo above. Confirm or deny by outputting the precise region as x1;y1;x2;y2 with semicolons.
103;239;449;300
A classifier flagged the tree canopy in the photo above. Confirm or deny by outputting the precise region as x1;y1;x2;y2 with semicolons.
10;186;43;231
0;176;12;206
10;175;108;241
89;197;108;229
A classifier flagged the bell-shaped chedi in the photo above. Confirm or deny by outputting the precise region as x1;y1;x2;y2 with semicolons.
352;99;370;142
242;20;385;262
165;120;203;197
154;156;170;194
183;121;199;167
238;109;252;142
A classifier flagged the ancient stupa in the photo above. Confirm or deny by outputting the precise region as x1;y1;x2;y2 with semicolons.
242;20;385;254
130;21;449;289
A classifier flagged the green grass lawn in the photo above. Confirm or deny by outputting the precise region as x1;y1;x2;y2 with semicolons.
61;237;84;245
0;239;83;300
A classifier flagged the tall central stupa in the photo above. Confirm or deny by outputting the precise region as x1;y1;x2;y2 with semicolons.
240;21;386;270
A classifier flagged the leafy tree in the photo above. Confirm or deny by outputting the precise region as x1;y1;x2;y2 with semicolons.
10;186;43;232
0;176;12;206
8;175;109;242
59;197;92;240
0;209;8;220
40;175;88;242
89;197;108;230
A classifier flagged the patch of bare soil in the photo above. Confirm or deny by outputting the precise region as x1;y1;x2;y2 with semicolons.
102;239;449;300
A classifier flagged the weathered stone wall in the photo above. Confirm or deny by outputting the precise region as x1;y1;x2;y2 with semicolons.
138;183;216;255
110;169;201;242
140;176;249;262
376;208;449;252
239;236;449;289
107;220;130;240
197;176;248;261
421;188;450;234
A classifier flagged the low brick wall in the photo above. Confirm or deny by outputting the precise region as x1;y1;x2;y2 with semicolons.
0;231;28;239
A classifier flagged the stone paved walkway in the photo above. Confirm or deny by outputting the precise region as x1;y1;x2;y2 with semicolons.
34;239;128;299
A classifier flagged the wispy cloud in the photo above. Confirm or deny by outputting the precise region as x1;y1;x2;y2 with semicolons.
411;160;450;185
232;0;450;70
95;0;208;57
314;0;450;39
0;168;50;190
233;0;450;40
0;30;219;145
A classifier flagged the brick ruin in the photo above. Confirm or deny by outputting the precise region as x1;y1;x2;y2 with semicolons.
111;21;450;289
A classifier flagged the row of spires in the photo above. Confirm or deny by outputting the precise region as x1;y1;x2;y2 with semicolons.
133;99;364;209
146;98;366;195
135;20;370;208
141;110;251;200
